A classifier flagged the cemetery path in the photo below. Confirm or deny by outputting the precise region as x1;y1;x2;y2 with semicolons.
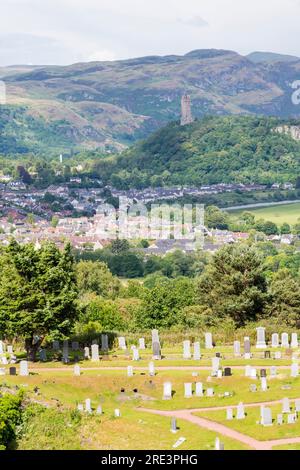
30;365;292;372
138;406;300;450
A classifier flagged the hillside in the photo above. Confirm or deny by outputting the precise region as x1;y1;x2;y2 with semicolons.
1;49;300;153
94;115;300;188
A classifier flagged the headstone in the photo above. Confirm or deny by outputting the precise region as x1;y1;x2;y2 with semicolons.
245;365;252;377
233;341;241;357
281;333;289;348
195;382;203;397
101;334;109;351
250;368;257;379
63;341;69;363
77;404;84;412
277;414;283;425
52;340;60;351
139;338;146;350
152;330;161;360
206;388;214;397
211;357;220;376
148;362;155;377
261;407;272;426
7;345;13;354
271;334;279;348
184;383;193;398
261;377;268;392
85;399;92;413
217;370;222;378
236;403;245;420
72;342;79;351
9;367;16;376
74;364;81;376
244;337;251;356
282;398;290;414
193;342;201;360
260;369;267;378
132;348;140;361
127;366;134;377
224;367;232;377
118;337;127;350
183;340;191;360
1;356;8;365
114;409;121;418
205;332;213;349
163;382;172;400
171;417;177;433
295;399;300;412
96;405;103;415
19;360;29;376
249;384;257;392
0;341;4;354
256;327;267;349
173;437;186;449
291;363;299;378
287;413;297;424
226;408;233;420
91;344;99;362
0;368;5;376
274;351;282;359
84;347;90;359
215;438;224;450
270;366;277;377
291;333;298;349
264;351;271;359
39;349;47;362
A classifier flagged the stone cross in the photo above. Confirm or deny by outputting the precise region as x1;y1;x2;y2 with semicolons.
256;327;267;349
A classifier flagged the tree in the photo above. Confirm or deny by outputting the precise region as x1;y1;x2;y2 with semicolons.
77;260;120;298
266;270;300;326
0;240;78;361
109;239;130;255
197;244;268;326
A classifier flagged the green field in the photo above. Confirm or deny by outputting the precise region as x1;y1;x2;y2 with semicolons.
230;202;300;225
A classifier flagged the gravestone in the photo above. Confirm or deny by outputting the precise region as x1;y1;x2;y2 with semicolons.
7;346;13;354
291;363;299;378
173;437;186;449
152;330;161;360
74;365;81;376
101;334;109;351
250;368;257;379
9;367;16;376
249;384;257;392
282;398;290;413
277;414;283;425
295;399;300;413
206;388;214;397
211;357;220;376
85;399;92;413
244;337;251;358
149;362;155;377
261;407;272;426
256;327;267;349
205;332;213;349
139;338;146;350
260;369;267;378
281;333;289;348
261;377;268;392
171;417;177;433
163;382;172;400
224;367;232;377
184;383;193;398
127;366;134;377
62;341;69;363
91;344;99;362
52;341;60;351
274;351;282;360
1;356;8;365
118;337;127;350
77;404;84;412
226;408;233;420
270;366;277;377
245;365;252;377
236;403;245;420
132;348;140;361
195;382;203;397
233;341;241;357
0;368;5;376
264;351;271;359
96;406;103;415
271;334;279;348
19;360;29;377
0;341;4;354
291;333;298;349
217;370;222;378
287;413;297;424
72;342;79;351
215;438;224;451
183;341;191;359
193;342;201;360
114;409;121;417
84;347;90;360
39;349;47;362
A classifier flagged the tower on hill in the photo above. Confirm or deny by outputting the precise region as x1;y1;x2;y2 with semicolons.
180;94;194;126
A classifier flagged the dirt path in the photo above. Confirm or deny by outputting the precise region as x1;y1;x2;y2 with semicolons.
28;365;292;372
138;402;300;451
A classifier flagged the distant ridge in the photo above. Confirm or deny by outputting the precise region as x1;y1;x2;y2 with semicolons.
247;51;300;64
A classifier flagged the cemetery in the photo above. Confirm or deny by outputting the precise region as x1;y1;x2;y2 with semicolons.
2;328;300;450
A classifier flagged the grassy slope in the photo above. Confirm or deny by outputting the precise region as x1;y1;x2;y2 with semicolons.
230;202;300;225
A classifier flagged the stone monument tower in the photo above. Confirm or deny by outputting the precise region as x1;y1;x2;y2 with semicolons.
180;94;193;126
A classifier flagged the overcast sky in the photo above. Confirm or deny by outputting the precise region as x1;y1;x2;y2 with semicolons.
0;0;300;66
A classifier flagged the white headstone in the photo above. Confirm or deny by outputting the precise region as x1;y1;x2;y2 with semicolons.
96;405;103;415
139;338;146;350
114;409;121;417
183;341;191;359
132;348;140;361
206;388;214;397
261;407;272;426
211;357;220;376
91;344;99;362
277;414;283;425
291;363;299;378
19;360;29;377
7;346;13;354
193;342;201;360
0;368;5;376
245;365;252;377
226;408;233;420
85;399;92;413
74;364;81;376
163;382;172;400
261;377;268;392
282;398;290;414
233;341;241;357
271;334;279;348
236;403;245;420
77;404;84;412
149;362;155;377
287;413;297;424
291;333;298;349
274;351;282;359
256;327;267;349
118;337;127;350
84;347;90;359
184;383;193;398
281;333;289;348
1;356;8;365
250;368;257;379
195;382;203;397
205;333;213;349
215;437;224;450
295;399;300;412
127;366;134;377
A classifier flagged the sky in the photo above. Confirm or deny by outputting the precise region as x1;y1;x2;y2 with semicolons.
0;0;300;66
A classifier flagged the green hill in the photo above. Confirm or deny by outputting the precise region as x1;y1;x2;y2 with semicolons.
94;115;300;188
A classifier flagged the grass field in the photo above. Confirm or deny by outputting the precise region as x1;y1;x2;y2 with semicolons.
230;202;300;225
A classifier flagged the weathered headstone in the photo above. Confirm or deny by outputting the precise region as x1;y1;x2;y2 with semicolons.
96;405;103;415
226;408;233;420
215;438;224;450
91;344;99;362
77;404;84;412
62;341;69;363
233;341;241;357
139;338;146;350
244;337;251;358
19;360;29;377
205;332;213;349
0;341;4;355
183;340;191;359
132;348;140;361
127;366;134;377
249;384;257;393
274;351;282;359
250;368;257;379
291;333;298;349
9;367;16;376
7;346;13;354
256;327;266;349
163;382;172;400
72;342;79;351
39;349;47;362
152;330;161;360
114;409;121;417
149;362;155;377
224;367;232;377
171;417;177;433
101;334;109;351
195;382;203;397
206;388;214;397
0;368;5;376
193;342;201;360
211;357;220;376
118;337;127;350
261;377;268;392
74;364;81;376
1;356;8;365
261;407;272;426
271;334;279;348
291;363;299;378
85;399;92;413
52;341;60;351
236;403;245;420
245;365;252;377
184;383;193;398
282;398;290;414
287;413;297;424
277;414;283;425
84;347;90;360
281;333;289;348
